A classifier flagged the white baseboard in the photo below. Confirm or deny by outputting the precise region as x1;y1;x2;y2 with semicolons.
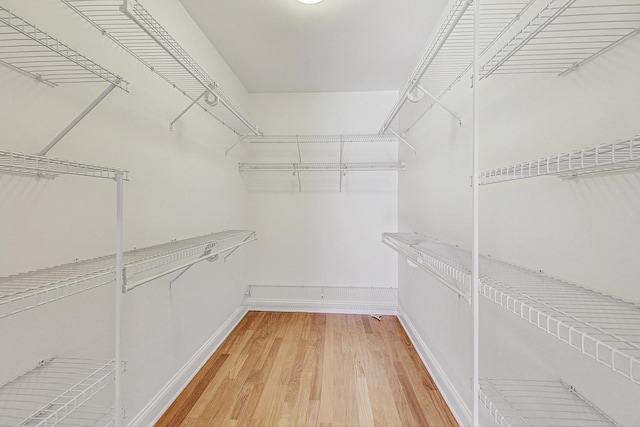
397;305;472;426
128;306;248;427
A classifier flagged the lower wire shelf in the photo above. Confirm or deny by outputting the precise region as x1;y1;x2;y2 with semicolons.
0;357;114;427
479;379;618;426
382;232;640;385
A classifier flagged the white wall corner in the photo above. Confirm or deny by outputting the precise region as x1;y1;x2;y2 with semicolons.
397;305;472;426
127;306;249;427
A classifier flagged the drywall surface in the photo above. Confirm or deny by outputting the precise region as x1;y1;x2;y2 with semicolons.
0;0;250;423
246;92;399;290
398;32;640;424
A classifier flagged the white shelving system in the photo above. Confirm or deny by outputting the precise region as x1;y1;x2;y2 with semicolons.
382;232;640;421
0;358;115;427
61;0;259;136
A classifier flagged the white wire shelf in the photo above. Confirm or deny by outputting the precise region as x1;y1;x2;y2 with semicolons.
0;230;256;317
0;150;129;180
479;379;618;426
481;0;640;78
0;357;114;427
238;162;406;172
380;0;533;134
382;232;640;384
0;7;127;90
244;285;398;315
61;0;258;136
382;232;472;300
480;135;640;184
243;134;399;144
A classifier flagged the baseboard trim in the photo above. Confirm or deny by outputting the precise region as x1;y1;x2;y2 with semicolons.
128;306;248;427
397;305;472;426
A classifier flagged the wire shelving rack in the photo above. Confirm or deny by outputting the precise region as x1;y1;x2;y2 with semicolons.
0;358;114;427
480;135;640;184
481;0;640;78
0;150;129;180
382;232;640;386
382;232;472;300
0;7;127;90
380;0;533;135
479;379;618;426
60;0;258;136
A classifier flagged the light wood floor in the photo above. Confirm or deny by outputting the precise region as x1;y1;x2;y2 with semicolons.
157;311;458;427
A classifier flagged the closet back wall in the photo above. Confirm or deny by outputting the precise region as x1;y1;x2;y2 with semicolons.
247;92;399;291
0;0;250;423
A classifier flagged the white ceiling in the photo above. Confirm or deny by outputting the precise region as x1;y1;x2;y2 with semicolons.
179;0;450;93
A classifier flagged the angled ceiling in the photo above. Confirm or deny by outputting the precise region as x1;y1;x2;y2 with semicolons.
179;0;450;93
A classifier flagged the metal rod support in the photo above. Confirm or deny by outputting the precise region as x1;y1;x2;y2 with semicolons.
296;137;302;192
114;172;124;427
339;136;344;192
416;84;462;126
472;0;480;423
225;136;245;157
389;129;417;155
169;89;207;131
38;83;117;156
223;232;256;262
169;254;218;287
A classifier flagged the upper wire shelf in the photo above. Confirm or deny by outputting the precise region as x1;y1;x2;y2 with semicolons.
61;0;258;136
244;134;399;144
382;233;472;300
480;135;640;184
0;7;127;90
0;150;129;180
479;379;618;426
0;230;256;318
0;357;114;427
239;162;406;172
382;232;640;385
380;0;533;134
481;0;640;78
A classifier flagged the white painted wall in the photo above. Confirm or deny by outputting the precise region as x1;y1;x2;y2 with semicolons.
398;28;640;425
246;92;399;290
0;0;251;423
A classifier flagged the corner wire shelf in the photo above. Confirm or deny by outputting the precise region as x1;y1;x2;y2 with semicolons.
61;0;259;136
0;357;115;427
0;150;129;180
382;232;640;385
380;0;534;135
0;230;256;318
0;7;127;90
479;379;619;426
481;0;640;78
480;135;640;184
244;285;398;314
382;232;472;301
243;134;399;144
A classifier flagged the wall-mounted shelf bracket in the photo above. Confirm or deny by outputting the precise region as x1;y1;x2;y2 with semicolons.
225;136;245;157
416;84;462;127
389;129;417;155
39;82;119;156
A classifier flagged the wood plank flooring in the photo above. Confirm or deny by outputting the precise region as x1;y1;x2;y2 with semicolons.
156;311;458;427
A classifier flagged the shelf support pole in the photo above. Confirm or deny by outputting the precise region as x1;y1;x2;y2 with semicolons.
296;137;302;192
472;0;480;424
339;136;344;192
389;129;417;155
169;89;207;131
38;82;118;156
114;171;124;427
223;232;256;262
416;84;462;127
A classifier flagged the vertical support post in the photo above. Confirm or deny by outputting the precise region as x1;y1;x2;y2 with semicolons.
472;0;481;425
339;136;344;192
38;82;117;156
114;172;124;427
296;137;302;192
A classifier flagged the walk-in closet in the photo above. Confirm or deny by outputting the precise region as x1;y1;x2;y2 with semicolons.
1;0;638;425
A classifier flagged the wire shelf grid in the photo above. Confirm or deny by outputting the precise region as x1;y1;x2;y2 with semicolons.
61;0;257;135
481;0;640;78
0;7;127;90
239;162;406;172
480;135;640;184
243;134;399;144
479;379;618;426
383;232;640;385
0;150;129;180
0;358;114;427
